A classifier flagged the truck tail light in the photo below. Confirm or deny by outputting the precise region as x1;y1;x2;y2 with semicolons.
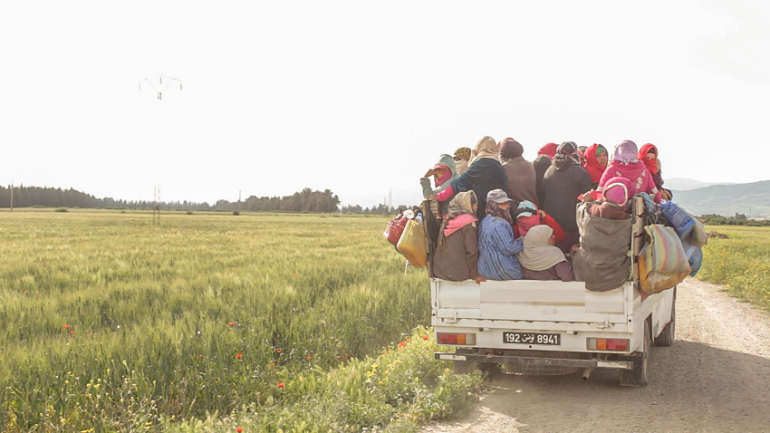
587;338;629;352
437;332;476;345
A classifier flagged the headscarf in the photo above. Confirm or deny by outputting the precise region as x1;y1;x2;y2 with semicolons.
612;140;639;165
602;177;632;208
582;143;608;184
517;225;567;271
438;191;478;249
428;154;458;189
537;143;558;159
434;165;452;186
454;147;472;161
514;200;540;236
453;147;472;175
485;200;514;227
469;136;499;165
557;141;577;156
638;143;659;175
499;138;524;161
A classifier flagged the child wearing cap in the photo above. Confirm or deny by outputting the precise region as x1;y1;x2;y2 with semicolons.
513;200;566;242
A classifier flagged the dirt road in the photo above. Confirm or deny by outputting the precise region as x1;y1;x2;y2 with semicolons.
422;278;770;433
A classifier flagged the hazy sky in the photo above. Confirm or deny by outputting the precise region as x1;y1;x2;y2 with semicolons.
2;1;768;207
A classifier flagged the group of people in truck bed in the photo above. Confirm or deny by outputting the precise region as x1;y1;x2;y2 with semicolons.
422;137;669;284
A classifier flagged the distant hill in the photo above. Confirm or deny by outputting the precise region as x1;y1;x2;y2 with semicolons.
665;178;735;191
671;180;770;217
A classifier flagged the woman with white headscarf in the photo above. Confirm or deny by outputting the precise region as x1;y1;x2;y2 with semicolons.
518;225;575;281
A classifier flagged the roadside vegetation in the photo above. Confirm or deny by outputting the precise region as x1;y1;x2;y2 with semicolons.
0;211;482;432
698;225;770;311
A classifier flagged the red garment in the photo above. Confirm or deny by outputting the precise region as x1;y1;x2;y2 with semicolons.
638;143;659;175
514;213;565;243
537;143;558;158
598;161;662;203
582;143;607;185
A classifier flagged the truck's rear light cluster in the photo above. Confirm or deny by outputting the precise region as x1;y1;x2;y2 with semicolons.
587;338;629;351
437;332;476;345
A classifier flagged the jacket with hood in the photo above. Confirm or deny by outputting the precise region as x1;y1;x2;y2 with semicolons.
436;158;508;220
533;143;558;206
502;157;538;209
420;154;459;215
432;223;480;281
542;155;593;231
598;161;661;204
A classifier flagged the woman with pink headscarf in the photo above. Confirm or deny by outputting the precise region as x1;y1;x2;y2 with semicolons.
598;140;661;204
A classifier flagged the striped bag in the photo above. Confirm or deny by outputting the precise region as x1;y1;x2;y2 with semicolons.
638;224;692;294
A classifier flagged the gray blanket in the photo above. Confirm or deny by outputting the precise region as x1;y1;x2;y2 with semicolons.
572;202;632;292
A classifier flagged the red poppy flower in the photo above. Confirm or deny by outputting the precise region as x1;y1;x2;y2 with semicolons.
276;349;281;354
236;427;243;433
386;350;391;354
307;356;312;360
277;382;285;388
64;324;70;329
293;274;298;278
398;342;406;347
69;331;75;335
235;353;243;359
422;335;429;340
229;322;235;327
406;338;411;342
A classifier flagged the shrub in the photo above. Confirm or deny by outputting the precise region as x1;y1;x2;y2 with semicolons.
54;208;68;213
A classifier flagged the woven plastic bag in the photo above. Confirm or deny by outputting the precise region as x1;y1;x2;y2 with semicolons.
383;214;409;246
397;220;428;268
661;201;695;238
638;224;691;294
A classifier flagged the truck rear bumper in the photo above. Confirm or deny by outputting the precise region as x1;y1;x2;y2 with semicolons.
435;352;634;370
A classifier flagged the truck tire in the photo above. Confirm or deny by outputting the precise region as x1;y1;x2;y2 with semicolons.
619;319;651;387
654;300;675;347
478;362;501;378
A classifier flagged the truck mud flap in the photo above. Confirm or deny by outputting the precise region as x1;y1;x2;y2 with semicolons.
435;353;633;370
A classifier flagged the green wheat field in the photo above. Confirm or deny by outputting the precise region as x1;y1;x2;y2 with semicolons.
0;210;765;432
0;210;482;433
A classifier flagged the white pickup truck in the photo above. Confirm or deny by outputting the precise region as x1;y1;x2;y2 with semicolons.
432;198;676;387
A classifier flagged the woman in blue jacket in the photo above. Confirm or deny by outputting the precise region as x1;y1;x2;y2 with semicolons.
477;189;525;280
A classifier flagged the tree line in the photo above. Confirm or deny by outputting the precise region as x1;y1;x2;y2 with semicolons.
0;185;342;213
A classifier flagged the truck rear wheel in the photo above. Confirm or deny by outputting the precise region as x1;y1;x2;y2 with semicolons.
654;300;675;346
619;319;651;387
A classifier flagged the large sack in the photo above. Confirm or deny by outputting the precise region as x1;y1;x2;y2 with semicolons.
573;202;633;292
397;220;428;268
638;224;691;294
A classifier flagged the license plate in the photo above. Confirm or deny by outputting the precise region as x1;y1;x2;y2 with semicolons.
503;332;560;345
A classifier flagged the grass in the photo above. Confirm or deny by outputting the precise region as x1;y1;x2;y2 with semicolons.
697;225;770;312
0;210;483;432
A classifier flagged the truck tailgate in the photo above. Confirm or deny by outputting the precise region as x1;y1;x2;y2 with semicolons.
432;279;629;324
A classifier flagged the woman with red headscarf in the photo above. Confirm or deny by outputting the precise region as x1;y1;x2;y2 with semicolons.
638;143;672;200
582;143;608;189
